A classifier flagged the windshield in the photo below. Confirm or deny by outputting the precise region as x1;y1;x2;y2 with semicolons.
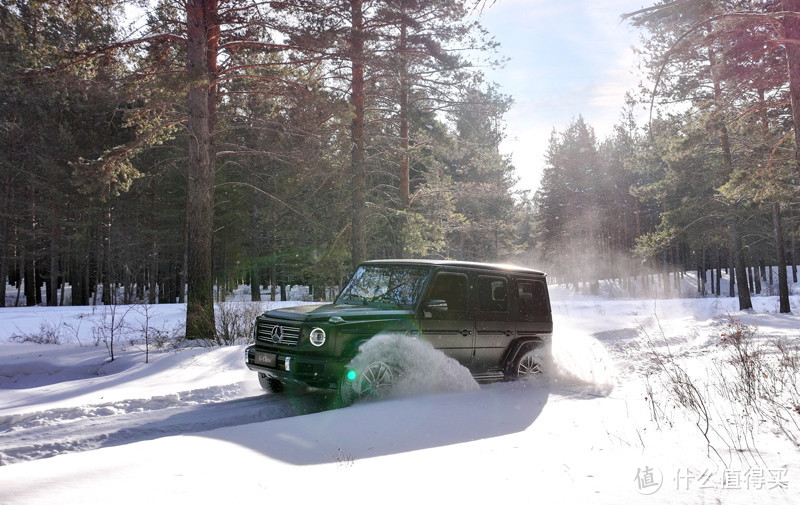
336;264;431;309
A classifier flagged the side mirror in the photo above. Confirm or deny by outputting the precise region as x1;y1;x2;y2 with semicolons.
423;299;448;312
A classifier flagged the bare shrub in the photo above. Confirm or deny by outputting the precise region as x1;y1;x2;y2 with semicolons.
149;327;174;350
59;315;87;346
10;321;66;345
756;336;800;447
643;329;722;460
91;305;133;362
213;302;265;346
333;447;355;468
719;317;764;408
131;303;161;363
645;316;800;463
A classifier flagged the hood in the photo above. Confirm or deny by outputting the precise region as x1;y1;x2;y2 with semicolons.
263;302;413;323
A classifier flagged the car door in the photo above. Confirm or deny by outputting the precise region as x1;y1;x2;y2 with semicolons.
514;277;553;337
472;274;515;372
416;270;475;368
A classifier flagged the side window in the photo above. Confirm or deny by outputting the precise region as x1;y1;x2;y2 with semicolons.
517;280;549;322
425;272;469;319
478;276;508;313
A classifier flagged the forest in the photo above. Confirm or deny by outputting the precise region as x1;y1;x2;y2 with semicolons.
1;1;800;337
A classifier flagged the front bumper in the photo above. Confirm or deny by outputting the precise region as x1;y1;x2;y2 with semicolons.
245;345;347;390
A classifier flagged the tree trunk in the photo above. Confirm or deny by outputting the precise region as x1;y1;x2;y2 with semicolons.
102;200;113;305
710;262;715;295
397;12;411;259
48;228;59;306
24;245;36;306
349;0;367;269
773;202;791;313
179;197;188;304
250;204;261;302
399;6;410;210
0;174;8;308
792;234;798;283
782;0;800;179
729;222;753;310
185;0;218;339
0;229;6;308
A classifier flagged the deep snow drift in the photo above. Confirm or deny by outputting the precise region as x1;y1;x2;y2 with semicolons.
0;286;799;505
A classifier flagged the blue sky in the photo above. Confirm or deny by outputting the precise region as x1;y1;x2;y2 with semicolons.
479;0;648;193
126;1;646;194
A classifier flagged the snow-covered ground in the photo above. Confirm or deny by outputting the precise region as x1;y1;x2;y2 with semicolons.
1;285;799;504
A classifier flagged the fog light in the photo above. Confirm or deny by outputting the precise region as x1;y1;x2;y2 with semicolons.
309;327;326;347
284;356;291;371
346;369;357;381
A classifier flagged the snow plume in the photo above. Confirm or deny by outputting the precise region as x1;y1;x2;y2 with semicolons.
347;333;480;399
547;327;618;397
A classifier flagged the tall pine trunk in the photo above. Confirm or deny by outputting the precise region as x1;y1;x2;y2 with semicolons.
756;87;792;313
397;8;411;259
399;10;410;209
185;0;218;339
0;209;8;308
349;0;367;268
729;218;753;310
773;202;791;313
250;204;262;302
710;48;752;310
782;0;800;179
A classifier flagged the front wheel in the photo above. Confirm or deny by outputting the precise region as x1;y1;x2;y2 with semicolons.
258;372;285;393
339;360;397;407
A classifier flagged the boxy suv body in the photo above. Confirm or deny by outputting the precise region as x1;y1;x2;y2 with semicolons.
245;259;552;404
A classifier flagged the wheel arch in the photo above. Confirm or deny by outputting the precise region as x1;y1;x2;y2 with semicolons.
502;336;548;376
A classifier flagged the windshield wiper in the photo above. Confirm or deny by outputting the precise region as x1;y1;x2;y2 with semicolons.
339;294;368;305
368;279;415;305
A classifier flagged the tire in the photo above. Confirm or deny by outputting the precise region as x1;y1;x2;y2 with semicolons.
339;360;396;406
506;347;544;381
258;372;285;393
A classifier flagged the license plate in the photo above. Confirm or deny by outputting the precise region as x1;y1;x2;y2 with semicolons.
254;351;277;368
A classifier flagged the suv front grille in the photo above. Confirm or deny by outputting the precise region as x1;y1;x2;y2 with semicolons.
256;322;301;346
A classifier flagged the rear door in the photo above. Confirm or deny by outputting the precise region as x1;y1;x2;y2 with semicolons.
472;274;515;372
514;277;553;337
417;270;475;368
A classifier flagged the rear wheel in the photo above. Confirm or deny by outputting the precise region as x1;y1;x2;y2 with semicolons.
506;347;544;381
258;372;285;393
516;351;543;378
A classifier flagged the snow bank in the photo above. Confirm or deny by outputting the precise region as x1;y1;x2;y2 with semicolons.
1;291;799;505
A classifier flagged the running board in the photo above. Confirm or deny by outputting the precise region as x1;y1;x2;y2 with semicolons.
472;371;505;383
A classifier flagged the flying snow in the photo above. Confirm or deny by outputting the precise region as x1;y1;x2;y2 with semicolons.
346;333;480;398
546;326;619;397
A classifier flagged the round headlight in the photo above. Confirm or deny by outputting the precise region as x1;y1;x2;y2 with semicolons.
309;327;326;347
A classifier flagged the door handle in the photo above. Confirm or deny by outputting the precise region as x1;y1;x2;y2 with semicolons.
504;330;514;337
460;329;472;337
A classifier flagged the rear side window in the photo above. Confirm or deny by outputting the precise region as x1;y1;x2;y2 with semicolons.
426;272;469;319
517;280;550;322
478;276;508;313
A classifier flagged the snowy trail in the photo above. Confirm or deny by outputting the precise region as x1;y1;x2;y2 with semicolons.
0;385;331;466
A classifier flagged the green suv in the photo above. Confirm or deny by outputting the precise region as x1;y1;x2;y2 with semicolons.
245;259;552;405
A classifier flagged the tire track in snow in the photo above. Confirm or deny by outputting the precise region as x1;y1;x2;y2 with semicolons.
0;385;332;466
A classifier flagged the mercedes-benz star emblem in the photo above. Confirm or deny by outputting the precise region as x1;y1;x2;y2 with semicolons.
270;325;283;344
